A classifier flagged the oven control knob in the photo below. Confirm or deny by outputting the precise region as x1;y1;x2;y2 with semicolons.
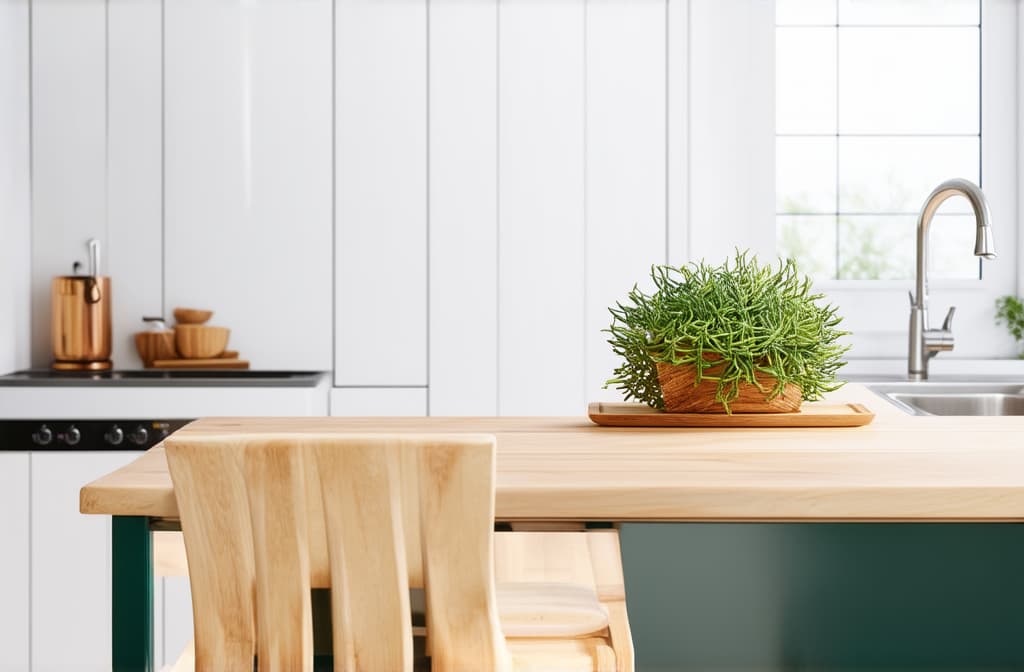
64;425;81;446
129;426;149;446
32;425;53;446
105;426;124;446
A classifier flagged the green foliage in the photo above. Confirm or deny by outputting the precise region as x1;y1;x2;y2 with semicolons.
995;295;1024;358
604;251;850;412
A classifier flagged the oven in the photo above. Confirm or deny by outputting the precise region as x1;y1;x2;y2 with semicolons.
0;369;329;671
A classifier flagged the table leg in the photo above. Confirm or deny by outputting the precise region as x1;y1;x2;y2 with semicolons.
112;516;154;672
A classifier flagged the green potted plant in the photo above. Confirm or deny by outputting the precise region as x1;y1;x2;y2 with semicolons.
995;295;1024;358
604;251;849;414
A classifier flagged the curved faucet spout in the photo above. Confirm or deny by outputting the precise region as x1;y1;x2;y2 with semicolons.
909;178;995;380
913;178;995;312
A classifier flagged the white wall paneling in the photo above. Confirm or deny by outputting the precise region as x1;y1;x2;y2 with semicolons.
428;0;499;415
31;451;141;672
687;0;774;263
164;0;333;371
30;0;108;367
498;0;586;415
335;0;428;386
329;387;428;416
427;0;680;414
107;0;163;368
1019;0;1024;297
0;0;31;375
666;0;689;267
584;0;667;402
0;453;29;671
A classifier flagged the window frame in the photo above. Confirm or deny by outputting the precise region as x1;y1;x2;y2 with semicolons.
675;0;1018;360
774;0;1019;359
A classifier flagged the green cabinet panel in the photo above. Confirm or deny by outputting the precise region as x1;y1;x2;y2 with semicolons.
621;523;1024;671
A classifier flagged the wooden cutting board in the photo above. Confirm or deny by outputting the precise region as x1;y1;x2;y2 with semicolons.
588;401;874;428
149;358;250;370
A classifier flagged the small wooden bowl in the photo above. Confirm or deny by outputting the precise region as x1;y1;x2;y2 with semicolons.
173;307;213;325
175;325;230;359
134;331;177;366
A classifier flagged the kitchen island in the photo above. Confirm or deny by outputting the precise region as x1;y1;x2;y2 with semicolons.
82;384;1024;522
80;383;1024;670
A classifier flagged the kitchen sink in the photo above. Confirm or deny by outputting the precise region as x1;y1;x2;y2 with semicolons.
866;382;1024;416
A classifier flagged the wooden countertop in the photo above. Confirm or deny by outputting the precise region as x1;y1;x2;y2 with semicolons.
79;384;1024;522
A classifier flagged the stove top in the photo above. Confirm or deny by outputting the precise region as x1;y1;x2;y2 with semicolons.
0;369;328;387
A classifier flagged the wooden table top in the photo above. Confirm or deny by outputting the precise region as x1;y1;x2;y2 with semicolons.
80;384;1024;522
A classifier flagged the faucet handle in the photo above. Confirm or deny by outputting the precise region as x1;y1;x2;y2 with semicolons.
908;290;915;307
942;306;956;331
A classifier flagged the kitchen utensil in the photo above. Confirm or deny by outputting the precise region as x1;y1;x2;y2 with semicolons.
134;331;177;367
85;239;102;304
52;239;112;371
142;316;170;331
587;401;875;428
175;325;229;359
149;357;249;370
173;308;214;325
88;239;101;278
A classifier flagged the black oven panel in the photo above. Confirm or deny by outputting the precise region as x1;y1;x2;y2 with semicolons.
0;419;193;451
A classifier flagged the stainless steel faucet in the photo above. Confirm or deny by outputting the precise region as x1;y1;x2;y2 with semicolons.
908;178;996;380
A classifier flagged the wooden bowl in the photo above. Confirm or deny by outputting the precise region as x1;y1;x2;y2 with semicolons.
656;358;801;414
175;325;230;359
173;307;213;325
134;331;176;366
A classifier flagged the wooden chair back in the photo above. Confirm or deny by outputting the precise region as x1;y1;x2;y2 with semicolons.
166;433;511;672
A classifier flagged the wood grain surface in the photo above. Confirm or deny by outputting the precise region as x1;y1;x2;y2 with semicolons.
588;402;874;427
81;384;1024;522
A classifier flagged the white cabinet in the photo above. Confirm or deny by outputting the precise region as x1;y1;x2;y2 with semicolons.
0;0;31;376
0;453;29;672
29;0;334;371
334;0;427;387
29;0;107;367
162;0;333;372
30;451;141;672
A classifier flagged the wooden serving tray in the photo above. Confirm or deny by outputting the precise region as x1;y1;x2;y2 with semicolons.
588;402;874;428
149;358;250;370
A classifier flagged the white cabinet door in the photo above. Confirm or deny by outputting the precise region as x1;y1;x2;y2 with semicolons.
334;0;428;387
498;0;586;416
163;0;333;372
29;0;107;367
585;0;667;404
31;452;141;672
427;0;498;416
0;453;29;672
0;0;31;376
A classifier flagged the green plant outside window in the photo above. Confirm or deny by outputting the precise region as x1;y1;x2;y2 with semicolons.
995;295;1024;358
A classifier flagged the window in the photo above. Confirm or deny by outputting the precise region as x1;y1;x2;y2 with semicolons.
775;0;982;281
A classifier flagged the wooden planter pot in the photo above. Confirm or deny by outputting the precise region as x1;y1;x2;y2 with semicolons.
655;359;802;414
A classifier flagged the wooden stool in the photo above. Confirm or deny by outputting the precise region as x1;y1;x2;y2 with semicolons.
164;434;634;671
